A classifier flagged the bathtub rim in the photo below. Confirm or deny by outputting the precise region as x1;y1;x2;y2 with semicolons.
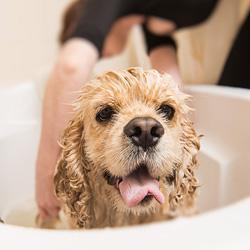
0;197;250;250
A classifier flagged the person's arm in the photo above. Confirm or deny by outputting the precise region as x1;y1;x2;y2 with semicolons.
35;38;98;219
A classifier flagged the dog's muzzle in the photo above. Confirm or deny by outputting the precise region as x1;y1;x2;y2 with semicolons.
104;117;165;208
123;117;164;151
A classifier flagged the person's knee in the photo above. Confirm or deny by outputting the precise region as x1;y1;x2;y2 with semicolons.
146;17;176;35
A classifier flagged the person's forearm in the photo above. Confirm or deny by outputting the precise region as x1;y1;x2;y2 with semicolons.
149;45;183;89
35;38;98;219
37;38;98;173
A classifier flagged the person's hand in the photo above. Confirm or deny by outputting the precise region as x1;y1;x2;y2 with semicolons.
36;163;61;220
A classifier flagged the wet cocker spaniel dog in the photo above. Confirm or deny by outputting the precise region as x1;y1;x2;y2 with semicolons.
54;67;200;229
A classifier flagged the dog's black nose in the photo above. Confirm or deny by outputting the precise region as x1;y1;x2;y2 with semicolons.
124;117;164;150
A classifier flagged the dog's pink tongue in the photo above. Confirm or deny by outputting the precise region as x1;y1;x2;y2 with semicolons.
119;168;165;208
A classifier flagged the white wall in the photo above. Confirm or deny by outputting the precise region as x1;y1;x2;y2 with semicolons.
0;0;71;87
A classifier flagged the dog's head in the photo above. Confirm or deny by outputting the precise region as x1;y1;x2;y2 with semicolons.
55;67;200;227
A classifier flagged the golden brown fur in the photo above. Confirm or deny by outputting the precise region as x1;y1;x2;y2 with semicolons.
54;67;200;229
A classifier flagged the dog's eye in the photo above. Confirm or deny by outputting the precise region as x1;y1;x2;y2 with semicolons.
158;105;175;120
96;106;115;123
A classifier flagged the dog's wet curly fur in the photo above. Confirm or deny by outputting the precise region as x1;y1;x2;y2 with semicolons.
54;67;200;229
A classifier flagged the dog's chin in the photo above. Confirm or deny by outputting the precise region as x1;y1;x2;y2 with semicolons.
119;196;160;216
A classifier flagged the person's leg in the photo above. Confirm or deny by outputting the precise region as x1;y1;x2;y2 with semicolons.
218;11;250;88
149;45;183;89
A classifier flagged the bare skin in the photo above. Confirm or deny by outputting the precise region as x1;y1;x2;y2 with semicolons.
147;17;176;35
36;39;98;219
35;15;181;220
150;45;182;88
102;15;146;57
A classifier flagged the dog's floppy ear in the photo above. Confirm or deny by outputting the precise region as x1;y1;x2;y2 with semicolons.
54;112;92;228
169;117;201;216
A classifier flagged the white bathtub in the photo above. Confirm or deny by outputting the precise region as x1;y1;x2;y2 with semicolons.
0;82;250;250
